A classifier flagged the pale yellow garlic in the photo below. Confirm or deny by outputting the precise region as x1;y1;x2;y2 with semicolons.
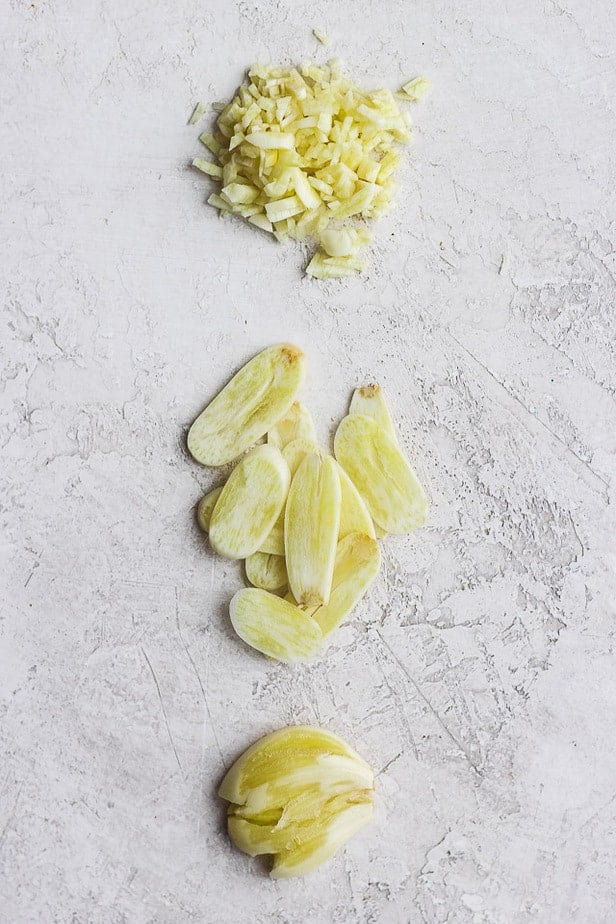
209;445;290;559
188;344;305;466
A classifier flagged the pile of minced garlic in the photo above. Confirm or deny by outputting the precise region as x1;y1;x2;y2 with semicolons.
191;63;430;278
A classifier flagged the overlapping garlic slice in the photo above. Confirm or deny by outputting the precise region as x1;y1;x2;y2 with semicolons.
188;343;305;466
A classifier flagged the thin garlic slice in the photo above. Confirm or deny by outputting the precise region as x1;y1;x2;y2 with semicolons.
285;454;341;605
334;414;427;533
245;552;288;592
267;401;316;449
311;533;380;637
209;445;290;559
282;437;322;477
229;588;322;663
335;461;375;540
188;344;306;466
258;509;285;555
349;384;397;441
196;486;223;533
219;725;374;878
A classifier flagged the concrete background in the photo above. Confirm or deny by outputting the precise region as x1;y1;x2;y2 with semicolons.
1;1;615;921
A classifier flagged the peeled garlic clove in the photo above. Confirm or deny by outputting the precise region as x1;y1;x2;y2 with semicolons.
209;446;290;559
258;509;285;555
219;725;375;878
245;552;288;592
268;401;316;450
285;454;341;606
335;461;375;540
349;383;397;442
334;414;427;534
229;588;322;663
311;533;380;637
196;486;222;533
282;437;322;477
188;344;306;466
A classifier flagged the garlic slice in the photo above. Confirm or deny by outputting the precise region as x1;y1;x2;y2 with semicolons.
188;344;306;466
335;461;375;540
196;486;223;533
311;532;380;637
229;588;322;663
245;552;288;592
258;508;285;555
334;413;427;533
267;401;316;449
282;437;322;477
349;384;397;441
209;445;290;559
285;454;341;606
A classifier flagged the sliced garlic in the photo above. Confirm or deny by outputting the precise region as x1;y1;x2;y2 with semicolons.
267;401;316;450
285;454;341;606
245;552;288;592
187;344;306;466
282;437;322;477
209;445;290;559
311;533;380;637
258;508;285;555
334;413;427;533
219;725;374;878
196;486;222;533
349;384;397;441
335;461;375;540
229;588;322;662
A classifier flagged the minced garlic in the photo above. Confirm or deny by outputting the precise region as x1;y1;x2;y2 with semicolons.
191;62;420;278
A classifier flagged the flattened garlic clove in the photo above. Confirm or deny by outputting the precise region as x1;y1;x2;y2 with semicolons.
219;725;374;878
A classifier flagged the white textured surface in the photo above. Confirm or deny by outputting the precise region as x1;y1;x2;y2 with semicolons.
2;1;616;921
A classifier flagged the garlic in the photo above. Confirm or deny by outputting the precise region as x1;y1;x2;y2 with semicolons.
219;726;374;878
188;343;305;466
285;454;341;606
334;413;427;534
209;445;290;559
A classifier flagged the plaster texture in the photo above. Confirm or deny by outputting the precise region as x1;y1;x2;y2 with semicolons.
1;1;615;922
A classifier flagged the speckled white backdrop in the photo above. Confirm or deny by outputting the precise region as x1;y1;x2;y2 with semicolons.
2;1;616;922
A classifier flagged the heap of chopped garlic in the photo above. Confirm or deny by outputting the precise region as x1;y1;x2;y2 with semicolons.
193;61;417;279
